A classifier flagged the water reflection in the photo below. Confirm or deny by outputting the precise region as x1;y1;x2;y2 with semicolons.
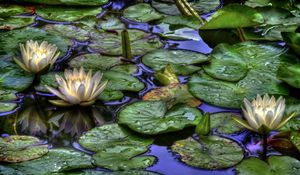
0;98;114;140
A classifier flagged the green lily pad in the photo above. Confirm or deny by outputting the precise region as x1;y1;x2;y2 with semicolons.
189;42;295;108
0;59;34;92
97;90;124;102
0;135;48;163
89;29;163;56
0;27;71;56
118;101;202;135
110;64;138;75
0;103;17;113
0;5;33;17
152;0;181;16
16;0;108;6
1;148;92;175
103;70;144;92
98;15;125;30
0;16;35;30
142;49;209;75
79;124;154;152
189;0;221;14
278;64;300;88
93;149;155;171
236;156;300;175
123;3;163;23
210;113;244;134
200;4;264;29
36;7;101;22
142;83;201;108
0;90;17;101
43;170;160;175
158;15;201;30
68;54;123;71
171;136;243;169
43;24;90;41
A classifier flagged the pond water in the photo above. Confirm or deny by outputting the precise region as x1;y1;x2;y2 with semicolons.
0;0;300;175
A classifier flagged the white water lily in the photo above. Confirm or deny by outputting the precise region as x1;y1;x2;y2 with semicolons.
46;67;108;107
233;94;295;133
14;40;60;73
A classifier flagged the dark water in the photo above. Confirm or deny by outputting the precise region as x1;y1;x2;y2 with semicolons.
0;0;285;174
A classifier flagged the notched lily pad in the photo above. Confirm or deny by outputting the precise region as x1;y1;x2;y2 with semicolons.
123;3;163;23
143;83;201;108
171;136;244;169
142;49;209;75
0;16;35;31
0;135;48;163
89;29;163;56
43;24;90;41
118;101;202;135
236;156;300;175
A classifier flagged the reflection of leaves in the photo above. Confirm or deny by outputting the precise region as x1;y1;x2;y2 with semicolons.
48;107;112;137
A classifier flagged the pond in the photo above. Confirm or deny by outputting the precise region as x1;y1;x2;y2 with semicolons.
0;0;300;175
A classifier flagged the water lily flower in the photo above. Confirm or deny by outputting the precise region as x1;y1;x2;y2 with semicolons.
46;67;108;107
14;40;60;73
233;94;295;133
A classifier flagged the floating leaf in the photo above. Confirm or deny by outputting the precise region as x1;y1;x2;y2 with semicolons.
0;135;48;163
0;90;17;101
0;16;35;30
282;31;300;56
1;148;92;175
16;0;108;6
79;124;154;152
89;29;163;56
278;64;300;88
123;3;163;23
236;156;300;175
171;136;243;169
98;15;125;30
200;4;264;29
210;113;244;134
68;54;123;71
0;27;70;56
158;15;201;30
189;42;295;108
0;103;17;113
118;101;202;135
0;5;33;17
143;83;201;108
36;7;101;22
93;149;155;171
0;59;34;92
290;130;300;152
142;49;208;75
110;64;138;75
155;23;201;40
43;24;90;41
152;0;181;16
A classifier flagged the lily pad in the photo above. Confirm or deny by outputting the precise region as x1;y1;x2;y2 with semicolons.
189;42;296;108
16;0;108;6
0;59;34;92
1;148;92;175
0;16;35;30
236;156;300;175
142;49;209;75
0;135;48;163
36;7;101;22
210;113;244;134
118;101;202;135
89;29;163;56
79;124;154;152
142;83;201;108
0;103;17;113
155;23;201;41
123;3;163;23
43;24;90;41
171;136;244;169
0;27;71;56
200;4;264;29
0;5;33;17
110;64;138;75
68;54;123;71
97;90;124;102
93;149;156;171
282;31;300;56
98;15;125;30
158;15;201;30
152;0;181;16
